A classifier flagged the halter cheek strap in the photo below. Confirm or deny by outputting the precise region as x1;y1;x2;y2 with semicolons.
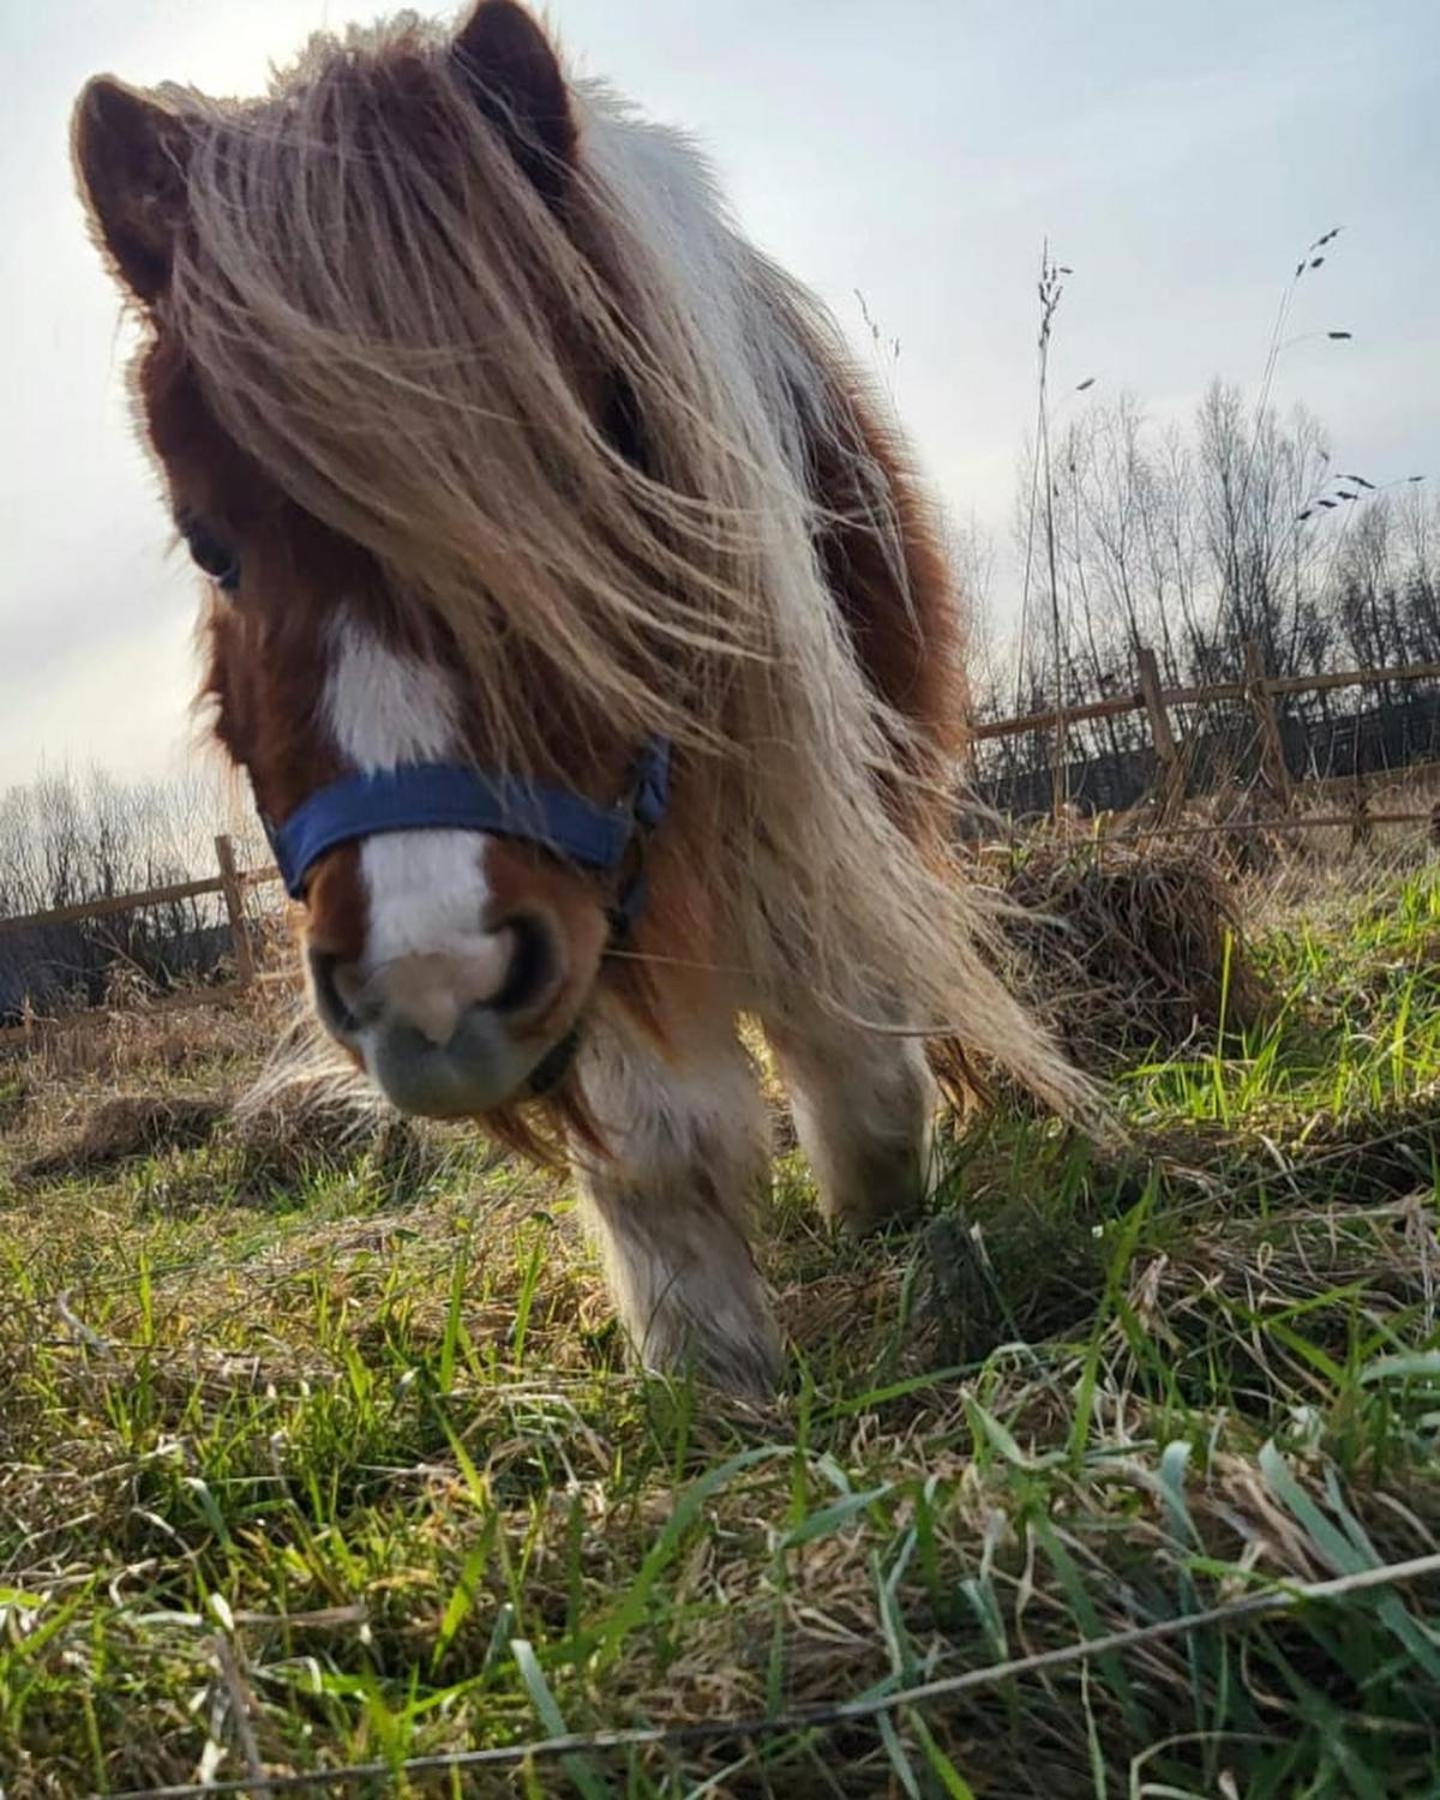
261;734;671;937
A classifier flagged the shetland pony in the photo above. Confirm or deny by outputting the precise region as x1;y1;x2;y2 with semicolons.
73;1;1087;1391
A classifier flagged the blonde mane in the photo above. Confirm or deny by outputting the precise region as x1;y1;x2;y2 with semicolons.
158;17;1089;1118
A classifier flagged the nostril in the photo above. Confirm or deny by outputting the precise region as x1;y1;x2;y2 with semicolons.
309;950;364;1037
493;913;558;1015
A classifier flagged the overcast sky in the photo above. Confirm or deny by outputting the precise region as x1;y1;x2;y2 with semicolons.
1;0;1435;790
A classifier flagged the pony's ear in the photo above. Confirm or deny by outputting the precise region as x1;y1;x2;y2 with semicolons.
72;77;189;304
452;1;576;201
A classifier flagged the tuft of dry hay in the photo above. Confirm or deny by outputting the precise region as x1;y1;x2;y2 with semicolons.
8;1084;437;1198
12;1094;227;1184
230;1090;437;1196
999;840;1269;1070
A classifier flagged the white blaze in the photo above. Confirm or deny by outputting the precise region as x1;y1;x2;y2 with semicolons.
322;616;493;975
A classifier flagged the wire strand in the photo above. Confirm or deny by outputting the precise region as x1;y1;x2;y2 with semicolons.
103;1548;1440;1799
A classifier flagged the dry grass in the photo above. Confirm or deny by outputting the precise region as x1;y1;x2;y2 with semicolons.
10;980;280;1085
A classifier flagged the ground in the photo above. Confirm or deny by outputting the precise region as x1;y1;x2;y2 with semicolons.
3;853;1440;1797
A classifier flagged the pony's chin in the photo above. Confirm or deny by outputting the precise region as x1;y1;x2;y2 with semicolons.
357;1007;577;1120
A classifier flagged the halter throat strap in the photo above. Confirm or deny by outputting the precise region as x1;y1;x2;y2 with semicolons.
262;735;671;936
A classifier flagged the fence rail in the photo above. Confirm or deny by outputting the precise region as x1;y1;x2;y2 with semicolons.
973;654;1440;745
972;642;1440;824
0;875;226;934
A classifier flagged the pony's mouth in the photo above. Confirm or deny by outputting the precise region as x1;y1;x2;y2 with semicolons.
357;1007;584;1121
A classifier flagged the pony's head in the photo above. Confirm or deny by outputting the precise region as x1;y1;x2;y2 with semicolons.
70;2;729;1126
74;0;1099;1146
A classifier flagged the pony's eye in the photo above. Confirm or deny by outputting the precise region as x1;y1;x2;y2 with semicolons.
180;517;241;592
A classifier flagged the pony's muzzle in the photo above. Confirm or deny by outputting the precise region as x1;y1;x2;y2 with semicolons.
309;918;567;1117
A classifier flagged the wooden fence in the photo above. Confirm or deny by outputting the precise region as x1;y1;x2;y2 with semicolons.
4;644;1440;1043
972;640;1440;829
0;835;279;1046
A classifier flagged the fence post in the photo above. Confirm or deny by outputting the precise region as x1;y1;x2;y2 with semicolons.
1242;638;1293;808
214;834;255;988
958;716;981;798
1136;645;1185;823
1051;704;1069;830
1350;772;1373;852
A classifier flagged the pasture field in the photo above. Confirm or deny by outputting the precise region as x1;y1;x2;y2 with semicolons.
4;854;1440;1797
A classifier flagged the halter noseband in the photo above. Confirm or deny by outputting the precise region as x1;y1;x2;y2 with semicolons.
261;734;671;938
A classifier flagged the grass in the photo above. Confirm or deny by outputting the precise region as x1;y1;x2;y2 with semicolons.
4;860;1440;1796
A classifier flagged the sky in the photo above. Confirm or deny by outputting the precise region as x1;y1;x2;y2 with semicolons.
1;0;1436;790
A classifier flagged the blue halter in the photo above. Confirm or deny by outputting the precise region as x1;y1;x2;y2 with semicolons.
261;734;671;937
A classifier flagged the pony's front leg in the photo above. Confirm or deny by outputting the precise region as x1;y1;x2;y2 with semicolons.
766;1013;938;1235
571;1022;782;1394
